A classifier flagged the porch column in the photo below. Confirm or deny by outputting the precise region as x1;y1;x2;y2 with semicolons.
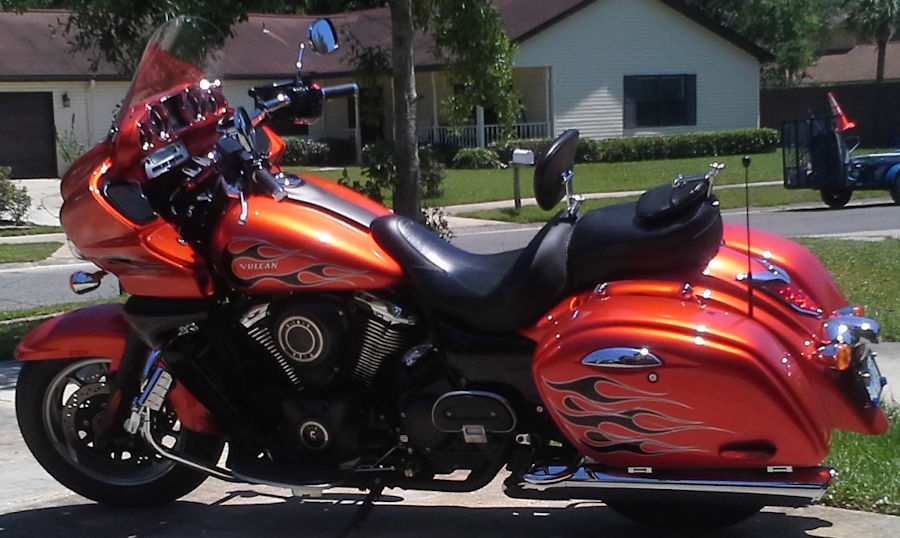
431;71;439;144
545;67;553;137
476;106;485;148
353;90;362;164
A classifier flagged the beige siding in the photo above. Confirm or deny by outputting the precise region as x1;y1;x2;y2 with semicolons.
1;80;127;176
513;0;760;139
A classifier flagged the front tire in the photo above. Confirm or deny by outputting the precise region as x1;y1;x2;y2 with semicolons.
603;498;763;531
890;182;900;204
16;358;222;507
820;188;852;208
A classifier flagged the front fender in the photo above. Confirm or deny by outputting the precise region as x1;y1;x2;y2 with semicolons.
14;303;218;434
15;303;129;366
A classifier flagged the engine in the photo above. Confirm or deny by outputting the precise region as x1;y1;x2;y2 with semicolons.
231;292;519;484
239;292;418;391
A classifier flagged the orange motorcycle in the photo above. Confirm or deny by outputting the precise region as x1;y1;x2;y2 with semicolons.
14;16;887;531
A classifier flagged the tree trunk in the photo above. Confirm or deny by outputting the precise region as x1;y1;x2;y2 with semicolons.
876;38;887;85
388;0;421;220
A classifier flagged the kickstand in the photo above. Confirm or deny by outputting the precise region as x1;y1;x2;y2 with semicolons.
335;486;383;538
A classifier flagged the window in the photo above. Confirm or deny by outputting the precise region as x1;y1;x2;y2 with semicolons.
624;75;696;128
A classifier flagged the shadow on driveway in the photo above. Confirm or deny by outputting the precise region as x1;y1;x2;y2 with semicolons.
0;489;834;538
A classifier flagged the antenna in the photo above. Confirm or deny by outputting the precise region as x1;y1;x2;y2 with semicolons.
742;155;753;319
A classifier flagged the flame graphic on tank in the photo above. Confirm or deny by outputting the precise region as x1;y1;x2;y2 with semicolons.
545;375;725;456
227;240;372;288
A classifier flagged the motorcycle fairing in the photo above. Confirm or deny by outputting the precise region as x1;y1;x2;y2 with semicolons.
15;303;217;433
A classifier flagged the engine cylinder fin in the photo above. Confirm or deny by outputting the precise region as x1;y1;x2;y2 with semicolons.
350;306;415;386
247;323;303;388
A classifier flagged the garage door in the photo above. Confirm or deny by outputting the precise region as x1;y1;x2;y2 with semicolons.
0;92;58;178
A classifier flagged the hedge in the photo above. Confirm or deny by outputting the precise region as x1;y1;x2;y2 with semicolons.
489;128;779;164
281;137;358;166
450;147;501;169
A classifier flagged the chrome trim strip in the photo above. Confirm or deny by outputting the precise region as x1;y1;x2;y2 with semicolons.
581;347;663;368
355;292;417;326
824;315;880;346
519;465;831;502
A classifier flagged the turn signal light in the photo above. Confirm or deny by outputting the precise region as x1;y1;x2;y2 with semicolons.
835;343;852;371
817;342;853;371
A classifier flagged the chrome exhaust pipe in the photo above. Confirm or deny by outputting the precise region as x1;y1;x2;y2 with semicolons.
505;464;835;507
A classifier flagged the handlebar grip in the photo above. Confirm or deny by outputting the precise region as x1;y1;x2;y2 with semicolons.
320;83;359;99
254;167;287;201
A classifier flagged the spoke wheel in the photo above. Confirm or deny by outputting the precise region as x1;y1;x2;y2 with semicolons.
17;358;222;506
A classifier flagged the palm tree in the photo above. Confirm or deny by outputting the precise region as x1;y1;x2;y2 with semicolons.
845;0;900;84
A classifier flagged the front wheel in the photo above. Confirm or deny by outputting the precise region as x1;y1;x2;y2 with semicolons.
821;188;852;208
603;498;763;531
16;358;223;507
890;182;900;204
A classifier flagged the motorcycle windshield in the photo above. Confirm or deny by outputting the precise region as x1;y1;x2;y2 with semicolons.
114;16;226;129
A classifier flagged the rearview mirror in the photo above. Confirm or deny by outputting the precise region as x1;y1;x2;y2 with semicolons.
308;19;339;54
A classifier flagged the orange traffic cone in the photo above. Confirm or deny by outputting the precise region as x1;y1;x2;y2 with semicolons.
828;91;856;131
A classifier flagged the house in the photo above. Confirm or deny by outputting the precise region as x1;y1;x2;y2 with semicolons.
0;1;769;178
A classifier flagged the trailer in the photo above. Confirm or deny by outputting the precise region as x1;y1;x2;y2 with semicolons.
781;93;900;208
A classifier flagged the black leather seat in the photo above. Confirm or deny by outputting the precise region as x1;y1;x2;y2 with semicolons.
567;196;722;290
371;188;722;333
371;214;574;333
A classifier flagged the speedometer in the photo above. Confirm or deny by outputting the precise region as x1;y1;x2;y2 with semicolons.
147;104;170;142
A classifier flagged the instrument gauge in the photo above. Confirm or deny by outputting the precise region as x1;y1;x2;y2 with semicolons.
147;104;171;142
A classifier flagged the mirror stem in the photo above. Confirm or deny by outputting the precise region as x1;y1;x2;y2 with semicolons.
295;43;305;84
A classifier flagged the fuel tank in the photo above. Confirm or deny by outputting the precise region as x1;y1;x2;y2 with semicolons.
212;176;403;293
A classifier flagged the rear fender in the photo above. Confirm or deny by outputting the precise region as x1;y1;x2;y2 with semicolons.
14;304;217;434
722;223;846;313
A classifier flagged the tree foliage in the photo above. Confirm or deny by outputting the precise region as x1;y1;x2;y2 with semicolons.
3;0;518;219
844;0;900;83
683;0;841;87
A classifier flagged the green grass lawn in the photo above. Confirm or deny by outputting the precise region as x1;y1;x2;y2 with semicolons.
824;405;900;515
0;242;63;263
287;151;788;207
0;224;65;237
799;238;900;342
289;148;896;213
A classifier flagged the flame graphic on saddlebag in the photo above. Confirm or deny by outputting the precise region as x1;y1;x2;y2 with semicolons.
545;375;725;456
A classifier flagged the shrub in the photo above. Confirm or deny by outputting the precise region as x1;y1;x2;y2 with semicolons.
348;141;446;203
589;128;780;163
489;138;554;164
418;145;446;198
321;137;356;165
450;147;501;169
489;128;779;165
422;206;453;240
281;137;331;166
0;167;32;225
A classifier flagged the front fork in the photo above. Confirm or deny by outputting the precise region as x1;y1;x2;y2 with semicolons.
124;348;237;482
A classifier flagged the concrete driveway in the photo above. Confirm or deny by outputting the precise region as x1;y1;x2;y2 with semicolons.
1;347;898;538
